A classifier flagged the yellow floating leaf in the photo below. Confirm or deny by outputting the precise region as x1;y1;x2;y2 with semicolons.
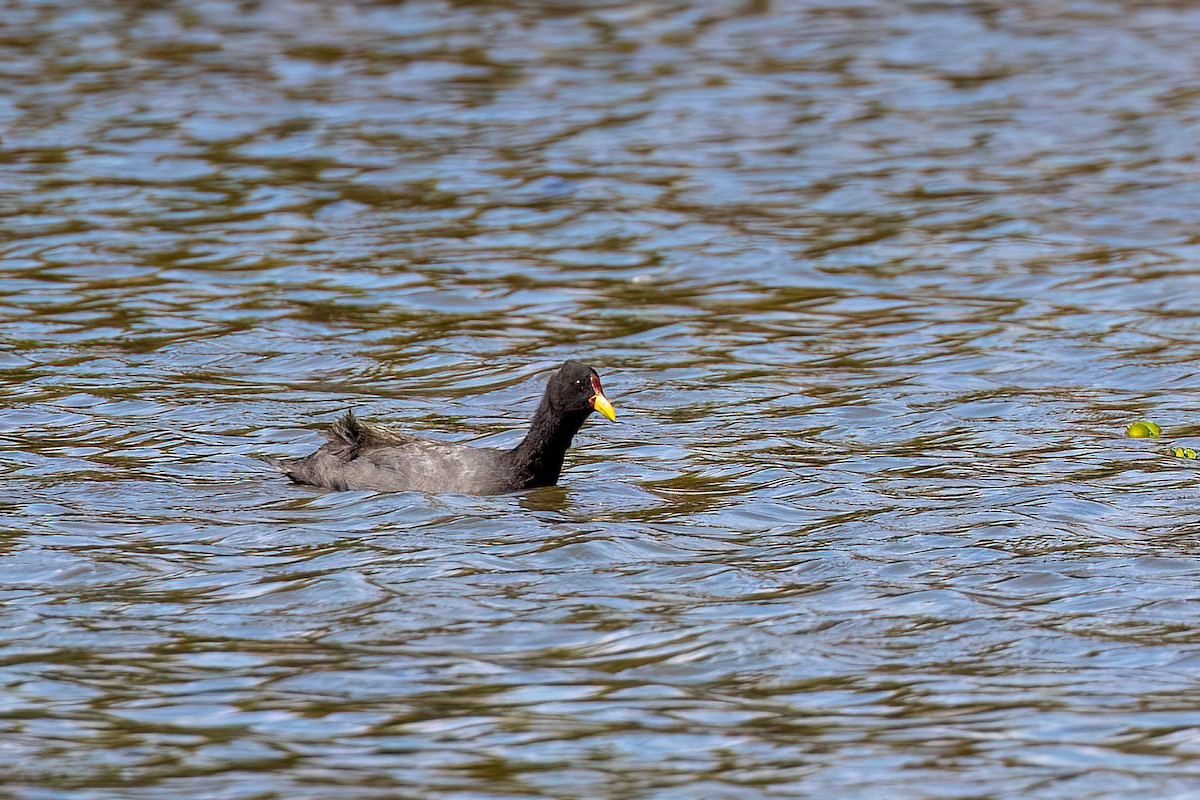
1126;421;1162;438
1174;447;1198;459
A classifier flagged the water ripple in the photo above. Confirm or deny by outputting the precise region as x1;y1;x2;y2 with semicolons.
5;0;1200;797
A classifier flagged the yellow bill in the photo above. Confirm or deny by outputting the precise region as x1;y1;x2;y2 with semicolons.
590;391;616;421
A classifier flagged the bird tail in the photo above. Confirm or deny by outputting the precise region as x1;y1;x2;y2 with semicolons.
257;454;288;472
326;410;411;455
327;409;364;451
258;412;364;480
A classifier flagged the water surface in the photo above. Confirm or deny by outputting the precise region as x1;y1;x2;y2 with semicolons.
4;1;1200;797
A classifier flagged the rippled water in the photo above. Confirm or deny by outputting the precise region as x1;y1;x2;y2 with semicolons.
5;1;1200;797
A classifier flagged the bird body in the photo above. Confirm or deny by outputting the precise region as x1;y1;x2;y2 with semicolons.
276;360;616;495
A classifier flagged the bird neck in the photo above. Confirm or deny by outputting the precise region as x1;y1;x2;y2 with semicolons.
511;398;591;488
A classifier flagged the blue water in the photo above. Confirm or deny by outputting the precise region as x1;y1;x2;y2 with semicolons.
4;1;1200;797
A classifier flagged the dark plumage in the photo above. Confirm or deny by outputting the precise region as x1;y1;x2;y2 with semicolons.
276;360;617;495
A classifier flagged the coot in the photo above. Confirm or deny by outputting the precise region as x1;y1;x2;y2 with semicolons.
277;360;617;495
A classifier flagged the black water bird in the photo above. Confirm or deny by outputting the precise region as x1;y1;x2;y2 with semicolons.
276;360;617;495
